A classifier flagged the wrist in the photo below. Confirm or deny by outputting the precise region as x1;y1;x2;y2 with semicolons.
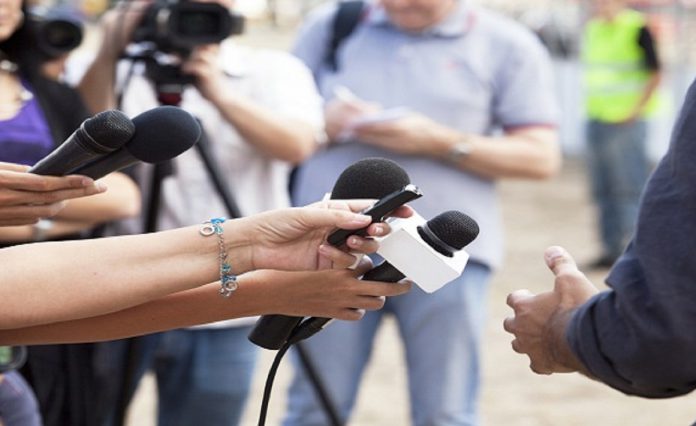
221;218;253;275
546;308;587;373
32;219;54;241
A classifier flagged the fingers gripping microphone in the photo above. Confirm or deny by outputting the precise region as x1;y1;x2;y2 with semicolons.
287;210;480;343
248;157;422;350
29;110;135;175
70;106;201;180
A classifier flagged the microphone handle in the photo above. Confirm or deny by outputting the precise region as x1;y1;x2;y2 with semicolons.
361;261;406;282
286;261;405;345
29;130;104;176
248;315;303;350
69;149;138;180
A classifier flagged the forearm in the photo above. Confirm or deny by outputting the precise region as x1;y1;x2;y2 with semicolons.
437;127;562;180
0;281;264;344
57;173;141;221
0;220;254;329
213;93;318;164
78;49;120;114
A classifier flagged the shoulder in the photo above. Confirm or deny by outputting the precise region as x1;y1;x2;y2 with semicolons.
221;43;312;76
473;7;546;53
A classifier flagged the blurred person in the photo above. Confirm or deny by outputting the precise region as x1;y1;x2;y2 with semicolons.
0;0;141;424
504;76;696;401
77;0;326;424
284;0;561;425
581;0;662;269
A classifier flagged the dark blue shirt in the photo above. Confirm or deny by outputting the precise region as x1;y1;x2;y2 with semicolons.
567;77;696;398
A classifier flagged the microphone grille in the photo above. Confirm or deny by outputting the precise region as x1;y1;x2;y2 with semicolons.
83;110;135;150
426;210;479;250
331;157;410;200
128;106;201;162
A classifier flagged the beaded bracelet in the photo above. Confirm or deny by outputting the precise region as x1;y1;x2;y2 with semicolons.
200;217;238;297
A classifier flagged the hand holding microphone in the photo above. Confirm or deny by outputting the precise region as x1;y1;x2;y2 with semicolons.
287;210;480;344
248;157;421;350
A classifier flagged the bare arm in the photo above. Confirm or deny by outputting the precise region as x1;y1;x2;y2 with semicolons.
0;266;411;345
0;162;106;226
0;201;408;329
182;45;320;164
327;99;561;180
0;172;141;242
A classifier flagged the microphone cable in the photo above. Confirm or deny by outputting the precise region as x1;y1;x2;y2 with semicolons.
256;328;344;426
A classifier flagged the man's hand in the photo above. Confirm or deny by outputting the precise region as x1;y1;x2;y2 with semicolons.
0;162;106;226
353;113;455;156
503;246;599;375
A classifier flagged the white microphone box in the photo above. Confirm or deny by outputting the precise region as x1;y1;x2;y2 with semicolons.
377;213;469;293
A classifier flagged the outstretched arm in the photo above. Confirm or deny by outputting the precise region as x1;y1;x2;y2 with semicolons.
0;264;411;345
0;200;410;330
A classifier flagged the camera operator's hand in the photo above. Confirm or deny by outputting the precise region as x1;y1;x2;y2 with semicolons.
79;1;152;113
181;44;228;104
99;1;151;60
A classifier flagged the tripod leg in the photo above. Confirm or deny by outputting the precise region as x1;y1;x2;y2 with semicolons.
294;341;344;426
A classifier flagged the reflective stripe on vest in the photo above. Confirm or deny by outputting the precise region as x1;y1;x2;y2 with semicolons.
583;10;658;122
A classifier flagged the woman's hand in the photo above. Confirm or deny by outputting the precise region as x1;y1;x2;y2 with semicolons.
0;162;106;226
240;199;412;272
247;259;412;320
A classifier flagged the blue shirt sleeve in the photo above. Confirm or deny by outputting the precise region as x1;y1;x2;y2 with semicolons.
566;79;696;398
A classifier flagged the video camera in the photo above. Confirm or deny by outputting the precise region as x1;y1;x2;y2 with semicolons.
127;0;245;87
27;5;84;60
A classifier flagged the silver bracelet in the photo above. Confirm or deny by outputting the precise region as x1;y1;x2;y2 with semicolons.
200;217;238;297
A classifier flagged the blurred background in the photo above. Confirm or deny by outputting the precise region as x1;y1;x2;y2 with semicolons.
21;0;696;424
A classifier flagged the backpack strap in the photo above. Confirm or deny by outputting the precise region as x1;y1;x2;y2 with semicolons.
324;0;365;72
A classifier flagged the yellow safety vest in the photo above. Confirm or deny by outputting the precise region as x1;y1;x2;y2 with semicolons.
582;10;659;122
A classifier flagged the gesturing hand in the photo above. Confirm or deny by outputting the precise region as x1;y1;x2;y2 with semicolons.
0;162;106;226
503;246;599;375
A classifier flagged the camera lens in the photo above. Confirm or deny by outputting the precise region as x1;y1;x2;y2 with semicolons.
176;11;220;37
41;20;83;51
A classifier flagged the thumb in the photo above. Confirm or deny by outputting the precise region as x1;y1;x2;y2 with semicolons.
544;246;579;277
545;245;600;304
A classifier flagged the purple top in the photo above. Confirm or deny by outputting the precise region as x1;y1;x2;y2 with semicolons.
0;81;54;166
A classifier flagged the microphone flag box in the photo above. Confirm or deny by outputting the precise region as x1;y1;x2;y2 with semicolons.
377;213;469;293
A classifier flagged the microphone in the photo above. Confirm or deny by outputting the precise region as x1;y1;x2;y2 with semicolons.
71;106;201;180
29;110;135;175
248;157;422;350
286;210;480;344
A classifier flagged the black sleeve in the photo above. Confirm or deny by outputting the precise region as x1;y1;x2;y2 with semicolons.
638;26;660;71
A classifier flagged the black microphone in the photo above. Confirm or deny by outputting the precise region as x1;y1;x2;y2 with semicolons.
285;210;480;344
29;110;134;175
71;106;201;180
248;157;421;350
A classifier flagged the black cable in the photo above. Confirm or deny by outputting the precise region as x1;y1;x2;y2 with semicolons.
257;342;291;426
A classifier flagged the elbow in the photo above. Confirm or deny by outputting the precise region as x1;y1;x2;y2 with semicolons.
525;151;563;180
281;136;319;165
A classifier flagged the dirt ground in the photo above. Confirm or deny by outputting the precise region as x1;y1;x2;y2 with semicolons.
126;159;696;426
125;20;696;426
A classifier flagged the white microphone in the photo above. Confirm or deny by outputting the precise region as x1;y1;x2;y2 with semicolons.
376;211;476;293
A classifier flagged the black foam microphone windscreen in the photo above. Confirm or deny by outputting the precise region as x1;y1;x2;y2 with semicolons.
330;157;411;200
29;110;135;175
71;106;201;179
